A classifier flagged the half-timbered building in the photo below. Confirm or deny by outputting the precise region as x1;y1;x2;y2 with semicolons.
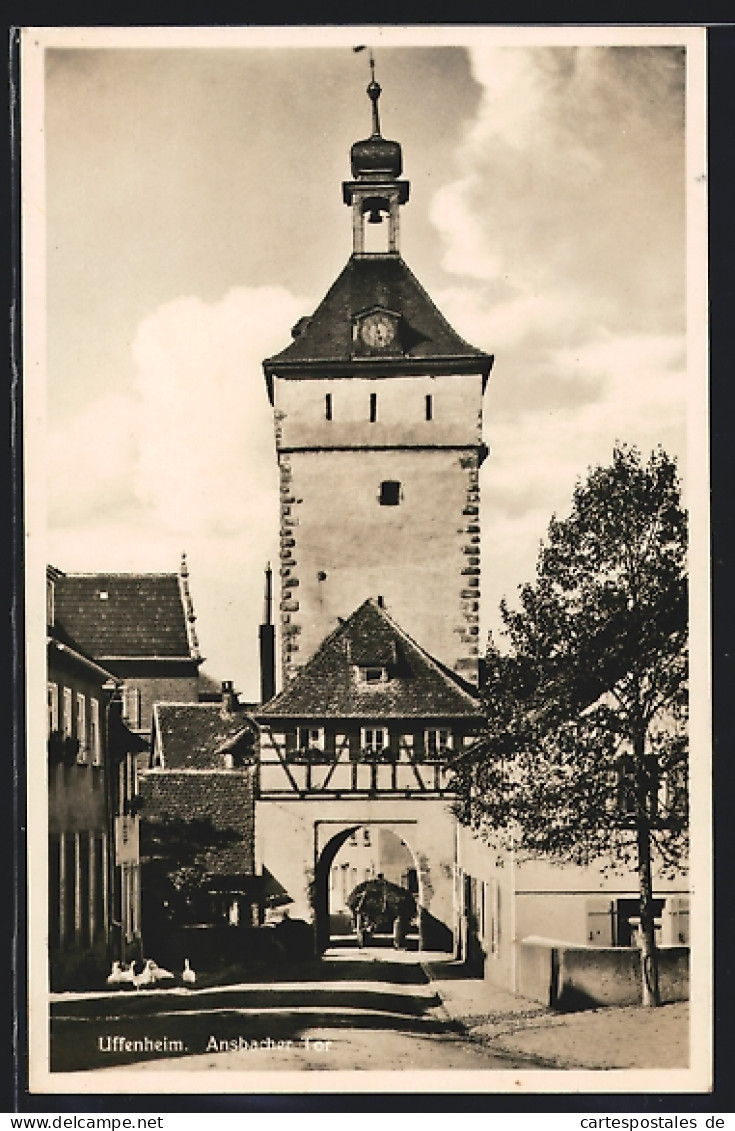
256;597;482;949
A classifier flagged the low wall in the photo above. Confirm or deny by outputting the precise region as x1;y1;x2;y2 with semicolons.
519;937;689;1010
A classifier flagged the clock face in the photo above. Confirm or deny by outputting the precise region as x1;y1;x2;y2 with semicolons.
360;313;396;350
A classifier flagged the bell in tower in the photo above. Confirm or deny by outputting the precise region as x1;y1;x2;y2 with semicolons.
342;54;409;255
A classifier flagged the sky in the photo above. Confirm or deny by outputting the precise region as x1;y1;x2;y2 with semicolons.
28;27;705;701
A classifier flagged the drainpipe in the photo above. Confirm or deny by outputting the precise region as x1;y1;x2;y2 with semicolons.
102;680;123;965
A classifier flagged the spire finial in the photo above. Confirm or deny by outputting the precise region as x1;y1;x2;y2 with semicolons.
367;50;381;137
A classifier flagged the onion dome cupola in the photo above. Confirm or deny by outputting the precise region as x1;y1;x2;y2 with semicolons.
342;56;409;255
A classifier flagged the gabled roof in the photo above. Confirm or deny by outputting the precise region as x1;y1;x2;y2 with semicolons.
53;572;196;661
151;703;257;770
263;255;493;389
257;598;481;720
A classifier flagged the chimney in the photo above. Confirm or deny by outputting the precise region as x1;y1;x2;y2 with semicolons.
220;680;237;716
259;562;276;704
376;595;385;608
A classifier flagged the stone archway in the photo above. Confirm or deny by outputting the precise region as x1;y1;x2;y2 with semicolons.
255;795;459;956
313;822;423;953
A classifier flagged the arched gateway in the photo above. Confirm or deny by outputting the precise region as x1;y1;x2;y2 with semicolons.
255;598;482;953
253;66;491;955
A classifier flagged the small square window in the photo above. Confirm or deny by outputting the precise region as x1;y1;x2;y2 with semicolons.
361;666;386;685
379;480;401;506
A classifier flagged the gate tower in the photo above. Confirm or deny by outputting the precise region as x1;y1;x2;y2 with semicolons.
263;67;494;689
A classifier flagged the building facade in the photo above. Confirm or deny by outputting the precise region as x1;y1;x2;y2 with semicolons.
48;558;205;982
47;567;145;984
256;597;482;951
251;68;496;954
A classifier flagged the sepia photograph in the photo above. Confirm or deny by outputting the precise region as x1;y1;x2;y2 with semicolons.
21;24;710;1097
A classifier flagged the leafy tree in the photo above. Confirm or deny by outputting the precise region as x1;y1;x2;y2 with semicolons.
140;815;241;926
454;445;688;1005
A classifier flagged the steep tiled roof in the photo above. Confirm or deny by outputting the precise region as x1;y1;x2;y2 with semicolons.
53;573;194;660
263;255;493;383
257;598;481;720
152;703;257;770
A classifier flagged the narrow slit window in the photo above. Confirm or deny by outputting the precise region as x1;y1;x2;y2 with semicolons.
369;392;377;423
379;480;401;506
325;393;332;421
425;394;433;421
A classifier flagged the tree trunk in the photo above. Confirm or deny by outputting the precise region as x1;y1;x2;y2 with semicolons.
635;736;660;1007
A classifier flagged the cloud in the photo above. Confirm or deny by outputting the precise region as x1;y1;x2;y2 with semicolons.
431;46;685;335
49;284;310;541
131;286;308;537
47;284;311;696
480;329;687;641
426;45;689;639
47;393;141;526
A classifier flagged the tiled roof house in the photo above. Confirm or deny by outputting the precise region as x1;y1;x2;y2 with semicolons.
53;562;202;736
139;692;259;933
256;598;482;797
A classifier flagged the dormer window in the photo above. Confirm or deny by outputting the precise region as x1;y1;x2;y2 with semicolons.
359;665;388;686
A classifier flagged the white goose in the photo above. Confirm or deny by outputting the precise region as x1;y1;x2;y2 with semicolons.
181;958;196;986
133;959;157;989
149;959;174;981
117;961;136;986
106;961;122;986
